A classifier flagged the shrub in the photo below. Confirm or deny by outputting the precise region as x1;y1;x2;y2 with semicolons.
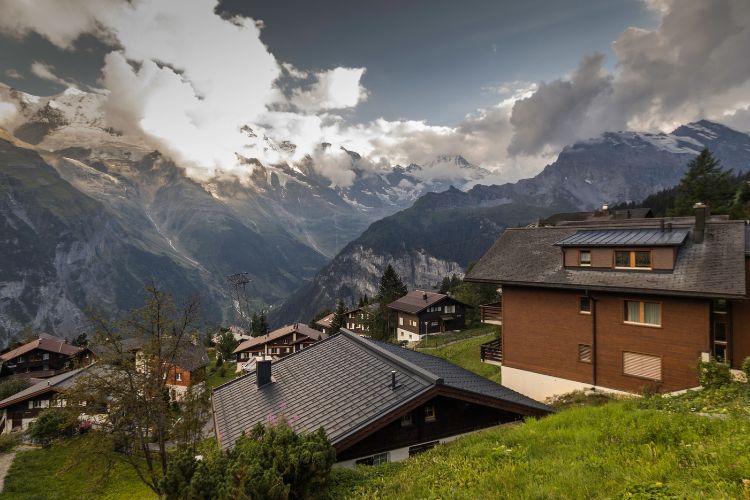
161;419;336;499
0;379;32;401
698;359;731;389
215;354;224;368
742;357;750;382
0;433;20;453
27;409;77;448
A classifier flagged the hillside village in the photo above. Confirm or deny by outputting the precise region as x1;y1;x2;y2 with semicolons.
1;149;750;498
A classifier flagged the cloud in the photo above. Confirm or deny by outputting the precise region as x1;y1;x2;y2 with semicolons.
4;69;22;80
290;67;368;112
0;101;17;126
30;61;76;88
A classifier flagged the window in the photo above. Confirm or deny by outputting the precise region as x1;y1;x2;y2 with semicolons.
615;250;651;269
713;299;728;314
579;250;591;266
623;351;662;381
175;372;182;382
42;353;49;360
400;413;413;427
424;404;436;422
578;344;592;363
409;441;439;456
624;300;661;326
445;305;456;314
579;297;591;314
29;399;49;409
355;452;389;466
399;317;404;326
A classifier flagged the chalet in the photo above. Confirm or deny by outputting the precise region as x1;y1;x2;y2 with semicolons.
233;323;327;366
315;305;373;336
0;334;91;380
466;204;750;400
388;291;470;343
212;329;552;466
0;365;96;433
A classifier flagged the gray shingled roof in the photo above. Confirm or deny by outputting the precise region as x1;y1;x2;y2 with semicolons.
466;220;747;299
213;330;551;450
555;228;689;247
233;324;327;353
387;290;469;314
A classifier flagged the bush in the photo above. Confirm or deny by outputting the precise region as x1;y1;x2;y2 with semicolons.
0;433;20;453
27;409;77;448
742;357;750;382
161;419;336;499
0;379;32;401
698;359;731;389
215;354;224;368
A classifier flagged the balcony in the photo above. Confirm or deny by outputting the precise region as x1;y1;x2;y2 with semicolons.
479;301;502;325
480;338;502;365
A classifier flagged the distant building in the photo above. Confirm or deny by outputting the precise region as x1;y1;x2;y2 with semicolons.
233;323;327;368
315;305;374;336
538;207;654;227
467;204;750;400
388;291;470;343
213;329;552;466
0;334;91;380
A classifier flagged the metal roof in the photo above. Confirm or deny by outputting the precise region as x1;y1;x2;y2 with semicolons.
555;228;689;247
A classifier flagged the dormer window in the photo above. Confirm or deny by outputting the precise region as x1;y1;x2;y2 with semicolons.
579;250;591;267
615;250;651;269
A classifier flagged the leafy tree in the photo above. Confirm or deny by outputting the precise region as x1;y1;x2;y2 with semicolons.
671;149;735;216
161;420;336;500
329;299;348;334
452;264;500;326
71;332;89;348
27;408;77;448
215;329;238;363
66;284;210;496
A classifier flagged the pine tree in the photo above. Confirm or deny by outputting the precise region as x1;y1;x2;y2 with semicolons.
672;149;734;216
329;299;348;334
250;313;260;337
449;274;462;292
369;264;408;340
438;277;451;294
378;264;408;305
257;311;270;336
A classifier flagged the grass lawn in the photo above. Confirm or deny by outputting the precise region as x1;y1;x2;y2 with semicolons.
328;400;750;499
206;349;237;389
2;436;156;500
417;331;501;383
416;324;499;349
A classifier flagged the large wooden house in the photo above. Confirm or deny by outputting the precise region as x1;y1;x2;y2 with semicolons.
466;205;750;400
0;334;91;380
233;323;327;365
388;291;470;343
315;305;373;336
213;329;552;466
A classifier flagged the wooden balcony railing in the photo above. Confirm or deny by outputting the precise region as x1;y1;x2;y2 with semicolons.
480;302;502;324
480;338;502;364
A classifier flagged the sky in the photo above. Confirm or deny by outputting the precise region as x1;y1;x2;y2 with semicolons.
0;0;748;185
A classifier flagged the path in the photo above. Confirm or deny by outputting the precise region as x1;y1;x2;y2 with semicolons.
0;451;16;493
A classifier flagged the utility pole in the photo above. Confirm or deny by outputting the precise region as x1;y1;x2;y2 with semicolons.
227;272;253;335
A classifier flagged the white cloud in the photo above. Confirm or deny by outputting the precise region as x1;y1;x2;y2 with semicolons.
30;61;76;88
0;101;17;126
4;69;23;80
291;67;368;111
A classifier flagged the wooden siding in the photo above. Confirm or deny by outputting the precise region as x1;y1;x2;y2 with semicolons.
502;285;710;393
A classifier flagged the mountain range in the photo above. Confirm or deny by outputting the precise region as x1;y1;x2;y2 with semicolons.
0;84;491;343
271;120;750;325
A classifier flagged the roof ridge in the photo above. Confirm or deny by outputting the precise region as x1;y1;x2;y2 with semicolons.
339;330;443;385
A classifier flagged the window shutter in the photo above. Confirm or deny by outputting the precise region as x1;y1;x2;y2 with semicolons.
578;344;592;363
623;352;661;380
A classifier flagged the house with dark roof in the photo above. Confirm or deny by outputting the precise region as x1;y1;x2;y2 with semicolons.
0;334;91;380
538;206;654;227
388;291;471;343
315;305;374;336
213;329;552;466
466;204;750;400
0;365;96;433
233;323;327;369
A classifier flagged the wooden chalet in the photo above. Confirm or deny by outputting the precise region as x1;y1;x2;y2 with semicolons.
0;334;92;380
467;204;750;400
315;306;373;336
388;291;470;343
233;323;327;364
213;329;552;466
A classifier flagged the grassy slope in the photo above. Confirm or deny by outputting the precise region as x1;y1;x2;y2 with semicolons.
206;349;237;389
330;401;750;499
417;331;501;383
2;437;156;500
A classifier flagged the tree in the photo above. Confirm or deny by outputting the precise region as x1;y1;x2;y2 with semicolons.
671;149;735;216
215;329;238;363
161;419;336;500
438;276;451;294
71;332;89;348
329;299;347;334
66;284;210;497
367;264;408;340
27;408;77;448
251;311;270;337
0;378;31;400
452;263;499;327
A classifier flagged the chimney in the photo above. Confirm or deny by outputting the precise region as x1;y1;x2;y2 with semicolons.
422;292;428;301
391;370;397;389
666;222;673;233
256;360;272;387
693;202;707;243
601;203;610;215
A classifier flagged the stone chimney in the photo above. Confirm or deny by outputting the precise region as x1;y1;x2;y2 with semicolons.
256;360;272;387
693;202;708;243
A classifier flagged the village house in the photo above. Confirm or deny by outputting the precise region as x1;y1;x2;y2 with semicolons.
466;204;750;400
213;329;551;466
315;305;373;336
388;291;470;343
0;334;92;380
233;323;327;370
0;364;96;433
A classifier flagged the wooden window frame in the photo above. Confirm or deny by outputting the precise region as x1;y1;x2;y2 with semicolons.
622;350;663;381
578;343;592;363
424;404;436;422
579;296;592;315
579;249;592;267
623;300;662;328
614;250;652;270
